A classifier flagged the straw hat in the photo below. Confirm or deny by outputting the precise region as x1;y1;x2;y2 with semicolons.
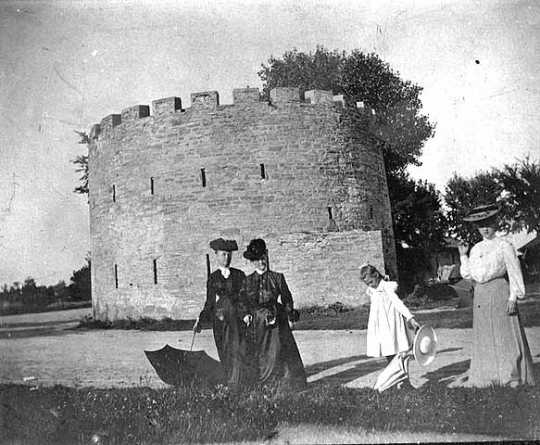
413;325;438;366
462;203;499;222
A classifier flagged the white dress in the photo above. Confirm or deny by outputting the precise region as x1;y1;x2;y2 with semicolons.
366;280;414;358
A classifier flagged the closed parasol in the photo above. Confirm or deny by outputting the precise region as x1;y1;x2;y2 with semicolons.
373;325;438;392
373;353;411;392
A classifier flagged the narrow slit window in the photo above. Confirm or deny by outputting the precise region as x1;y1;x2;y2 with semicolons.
114;264;118;289
150;177;154;195
369;205;374;219
112;184;116;202
153;259;158;284
327;207;333;220
200;168;206;187
260;163;266;179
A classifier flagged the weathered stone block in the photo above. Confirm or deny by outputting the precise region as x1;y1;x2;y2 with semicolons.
333;94;345;107
270;87;300;103
100;114;121;133
305;89;334;105
152;97;182;116
121;105;150;121
191;91;219;109
233;88;260;104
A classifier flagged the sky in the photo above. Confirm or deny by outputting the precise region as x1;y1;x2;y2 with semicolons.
0;0;539;286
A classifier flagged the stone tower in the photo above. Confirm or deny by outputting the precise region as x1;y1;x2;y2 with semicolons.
88;87;396;320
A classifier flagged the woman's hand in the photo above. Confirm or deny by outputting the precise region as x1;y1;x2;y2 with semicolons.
458;244;469;256
506;300;517;316
243;314;253;326
408;317;421;331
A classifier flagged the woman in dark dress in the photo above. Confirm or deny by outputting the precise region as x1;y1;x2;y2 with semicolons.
238;239;307;390
193;238;246;387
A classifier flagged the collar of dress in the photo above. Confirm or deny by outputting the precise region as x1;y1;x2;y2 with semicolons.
219;267;230;279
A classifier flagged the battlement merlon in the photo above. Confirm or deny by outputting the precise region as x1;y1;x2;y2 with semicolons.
100;114;121;135
152;97;182;116
89;124;101;140
191;91;219;110
121;105;150;122
305;90;334;106
270;87;301;103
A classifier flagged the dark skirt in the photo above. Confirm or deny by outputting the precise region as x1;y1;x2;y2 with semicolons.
468;277;535;387
213;297;247;386
244;304;307;390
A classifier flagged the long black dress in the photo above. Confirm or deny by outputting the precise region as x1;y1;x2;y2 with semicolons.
199;267;246;386
238;270;307;390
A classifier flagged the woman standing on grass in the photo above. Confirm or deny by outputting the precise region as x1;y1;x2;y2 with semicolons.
238;238;307;391
458;204;535;387
360;264;421;366
193;238;246;388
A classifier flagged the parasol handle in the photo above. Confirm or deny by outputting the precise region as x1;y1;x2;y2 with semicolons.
190;330;197;351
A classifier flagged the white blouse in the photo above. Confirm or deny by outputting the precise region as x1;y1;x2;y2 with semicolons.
460;237;525;302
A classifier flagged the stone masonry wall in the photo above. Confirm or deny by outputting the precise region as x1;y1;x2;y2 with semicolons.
88;87;396;320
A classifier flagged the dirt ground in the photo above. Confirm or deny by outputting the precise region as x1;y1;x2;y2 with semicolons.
1;308;539;390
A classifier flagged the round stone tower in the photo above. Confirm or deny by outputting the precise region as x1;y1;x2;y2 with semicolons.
88;87;396;320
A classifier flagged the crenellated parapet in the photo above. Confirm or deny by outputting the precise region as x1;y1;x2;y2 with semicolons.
89;87;353;140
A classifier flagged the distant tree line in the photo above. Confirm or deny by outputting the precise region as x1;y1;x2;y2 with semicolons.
0;260;90;315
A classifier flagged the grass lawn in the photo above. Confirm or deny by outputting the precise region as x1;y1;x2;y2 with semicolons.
1;380;539;444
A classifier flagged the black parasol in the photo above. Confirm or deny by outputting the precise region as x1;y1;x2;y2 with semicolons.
144;343;225;386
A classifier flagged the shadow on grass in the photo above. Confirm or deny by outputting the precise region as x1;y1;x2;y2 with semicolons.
421;359;471;385
305;347;465;387
421;360;540;387
305;355;367;376
309;358;385;386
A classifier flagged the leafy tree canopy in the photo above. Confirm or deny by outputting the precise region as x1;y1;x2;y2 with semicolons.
445;156;540;243
389;173;447;251
258;46;435;174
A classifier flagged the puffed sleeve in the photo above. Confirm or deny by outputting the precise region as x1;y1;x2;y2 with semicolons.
383;281;414;320
460;254;472;280
500;240;525;301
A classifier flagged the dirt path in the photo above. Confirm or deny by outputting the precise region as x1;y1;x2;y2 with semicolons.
1;308;539;389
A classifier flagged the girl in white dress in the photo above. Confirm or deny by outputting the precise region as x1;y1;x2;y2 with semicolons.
360;265;421;363
459;204;535;387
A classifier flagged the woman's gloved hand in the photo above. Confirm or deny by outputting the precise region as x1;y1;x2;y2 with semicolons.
507;300;517;316
243;314;253;326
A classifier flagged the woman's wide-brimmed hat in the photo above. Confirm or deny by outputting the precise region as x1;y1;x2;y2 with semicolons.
243;238;267;260
413;325;438;366
209;238;238;252
463;203;499;222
